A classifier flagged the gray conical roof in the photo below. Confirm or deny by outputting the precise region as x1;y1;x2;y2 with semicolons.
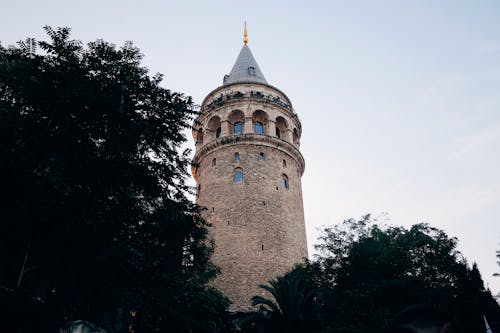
223;44;267;85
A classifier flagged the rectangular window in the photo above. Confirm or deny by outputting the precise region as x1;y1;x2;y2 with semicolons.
255;122;263;134
234;122;243;135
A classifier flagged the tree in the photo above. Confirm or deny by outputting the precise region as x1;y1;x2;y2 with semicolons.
313;215;500;333
0;27;228;332
250;264;322;333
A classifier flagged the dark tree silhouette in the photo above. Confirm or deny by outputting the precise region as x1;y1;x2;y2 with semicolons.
0;27;228;332
312;215;500;333
250;264;322;333
244;216;500;333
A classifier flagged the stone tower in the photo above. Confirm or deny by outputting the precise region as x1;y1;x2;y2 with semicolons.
192;31;307;311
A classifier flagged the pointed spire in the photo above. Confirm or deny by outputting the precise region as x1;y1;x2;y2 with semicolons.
223;23;267;85
243;21;248;45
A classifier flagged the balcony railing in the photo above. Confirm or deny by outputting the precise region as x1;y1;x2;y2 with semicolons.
204;90;292;111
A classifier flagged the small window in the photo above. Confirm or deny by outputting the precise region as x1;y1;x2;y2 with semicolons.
196;129;204;143
254;122;263;134
197;184;201;195
234;122;243;135
248;66;256;76
293;128;299;144
282;160;286;167
216;127;221;138
276;127;281;139
212;158;216;166
234;152;240;161
281;175;289;189
259;152;265;161
233;171;244;183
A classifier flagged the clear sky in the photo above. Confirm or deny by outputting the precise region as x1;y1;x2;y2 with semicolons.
2;0;499;294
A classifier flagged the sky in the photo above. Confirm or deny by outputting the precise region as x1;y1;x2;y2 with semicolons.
1;0;499;294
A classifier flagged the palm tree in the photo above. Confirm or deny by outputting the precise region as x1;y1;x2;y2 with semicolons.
251;264;321;332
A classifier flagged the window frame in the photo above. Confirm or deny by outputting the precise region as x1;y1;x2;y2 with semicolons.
281;174;289;189
233;170;244;183
254;121;264;135
234;122;243;135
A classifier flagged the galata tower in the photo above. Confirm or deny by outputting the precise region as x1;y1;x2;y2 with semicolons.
192;26;307;311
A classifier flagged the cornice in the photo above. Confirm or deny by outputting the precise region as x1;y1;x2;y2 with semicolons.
193;134;305;177
201;81;293;108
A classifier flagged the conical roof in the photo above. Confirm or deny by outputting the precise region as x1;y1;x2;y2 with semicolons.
223;44;267;85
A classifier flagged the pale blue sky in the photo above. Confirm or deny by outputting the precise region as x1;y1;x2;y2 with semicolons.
2;0;500;294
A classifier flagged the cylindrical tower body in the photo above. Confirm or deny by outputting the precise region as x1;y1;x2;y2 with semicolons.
192;44;307;311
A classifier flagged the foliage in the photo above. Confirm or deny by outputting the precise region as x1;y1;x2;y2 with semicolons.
312;215;500;333
242;216;500;333
0;27;228;332
249;264;322;333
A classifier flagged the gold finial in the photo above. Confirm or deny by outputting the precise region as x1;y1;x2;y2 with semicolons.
243;21;248;45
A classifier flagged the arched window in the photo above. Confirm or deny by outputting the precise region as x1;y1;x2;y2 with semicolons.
293;128;300;144
276;116;288;140
234;152;240;161
259;152;265;161
281;174;289;189
252;110;268;135
254;122;263;134
233;169;244;183
207;116;221;140
196;128;204;143
229;110;244;134
234;122;243;135
282;160;287;167
212;158;216;166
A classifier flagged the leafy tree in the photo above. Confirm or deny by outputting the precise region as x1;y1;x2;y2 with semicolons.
0;27;228;332
250;264;322;333
313;215;500;333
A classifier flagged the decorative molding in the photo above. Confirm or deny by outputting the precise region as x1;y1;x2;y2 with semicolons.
193;134;305;176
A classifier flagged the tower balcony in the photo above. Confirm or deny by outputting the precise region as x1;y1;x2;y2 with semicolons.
191;133;305;182
204;89;292;112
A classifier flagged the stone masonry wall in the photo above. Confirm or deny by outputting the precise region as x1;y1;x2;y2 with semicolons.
193;82;307;311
